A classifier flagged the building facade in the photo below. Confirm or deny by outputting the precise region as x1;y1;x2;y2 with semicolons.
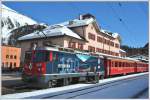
1;46;21;70
17;14;126;62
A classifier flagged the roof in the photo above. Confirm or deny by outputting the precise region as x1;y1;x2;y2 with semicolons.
100;29;119;38
18;14;120;41
18;25;82;41
60;18;94;28
119;49;126;53
128;54;149;62
60;17;119;39
129;54;148;58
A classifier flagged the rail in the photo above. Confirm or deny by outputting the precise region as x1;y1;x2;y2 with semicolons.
1;72;148;99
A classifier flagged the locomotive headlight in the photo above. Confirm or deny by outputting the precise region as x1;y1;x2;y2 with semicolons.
29;63;32;70
38;68;41;71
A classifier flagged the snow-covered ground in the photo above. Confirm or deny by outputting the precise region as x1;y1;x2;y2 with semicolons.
1;72;148;99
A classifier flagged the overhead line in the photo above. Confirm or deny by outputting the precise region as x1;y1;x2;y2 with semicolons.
110;4;133;35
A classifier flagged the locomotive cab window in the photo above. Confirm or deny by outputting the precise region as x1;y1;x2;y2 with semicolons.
25;51;32;63
32;51;49;62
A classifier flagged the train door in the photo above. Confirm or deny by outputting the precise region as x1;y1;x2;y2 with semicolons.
134;62;137;73
46;51;54;74
97;57;105;78
104;57;109;78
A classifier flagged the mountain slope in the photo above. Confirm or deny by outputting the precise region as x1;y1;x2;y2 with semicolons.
1;4;38;44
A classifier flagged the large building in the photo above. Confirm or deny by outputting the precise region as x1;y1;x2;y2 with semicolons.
1;45;21;70
17;14;126;62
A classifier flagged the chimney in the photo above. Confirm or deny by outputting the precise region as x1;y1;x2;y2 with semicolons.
79;14;83;20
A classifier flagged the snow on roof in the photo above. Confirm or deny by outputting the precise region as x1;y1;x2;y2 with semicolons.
119;49;126;53
60;18;95;28
60;17;120;39
112;33;119;38
18;25;82;41
100;29;119;38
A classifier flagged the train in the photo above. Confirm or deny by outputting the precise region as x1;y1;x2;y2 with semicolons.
22;46;148;88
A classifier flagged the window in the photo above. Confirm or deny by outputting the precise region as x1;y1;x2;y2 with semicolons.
106;40;110;45
6;62;8;67
103;39;106;44
6;55;9;59
10;55;13;59
30;42;38;50
111;62;113;67
119;62;122;67
2;62;4;68
78;43;83;50
25;51;32;63
97;36;102;43
110;41;114;47
14;55;17;59
96;48;99;52
88;46;95;52
88;33;95;40
69;42;76;49
115;62;118;67
14;63;16;67
115;43;119;48
10;62;12;68
32;51;49;62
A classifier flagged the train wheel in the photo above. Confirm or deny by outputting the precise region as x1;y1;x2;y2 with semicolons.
48;81;53;88
100;75;104;79
63;78;69;86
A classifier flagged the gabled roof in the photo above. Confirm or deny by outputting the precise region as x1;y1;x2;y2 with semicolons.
18;25;82;41
119;49;126;53
18;14;121;41
60;16;120;39
60;18;95;28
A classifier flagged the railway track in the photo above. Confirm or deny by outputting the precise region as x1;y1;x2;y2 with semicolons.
26;74;147;99
2;83;41;95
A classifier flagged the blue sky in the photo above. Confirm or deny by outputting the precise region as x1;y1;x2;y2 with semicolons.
3;1;148;47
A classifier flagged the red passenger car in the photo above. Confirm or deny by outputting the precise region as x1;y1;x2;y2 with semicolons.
104;56;148;77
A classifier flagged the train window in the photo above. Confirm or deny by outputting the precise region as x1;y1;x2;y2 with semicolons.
127;63;129;67
109;61;112;67
119;62;121;67
122;62;124;67
113;62;115;67
115;62;118;67
25;52;32;63
112;62;114;67
33;51;49;62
